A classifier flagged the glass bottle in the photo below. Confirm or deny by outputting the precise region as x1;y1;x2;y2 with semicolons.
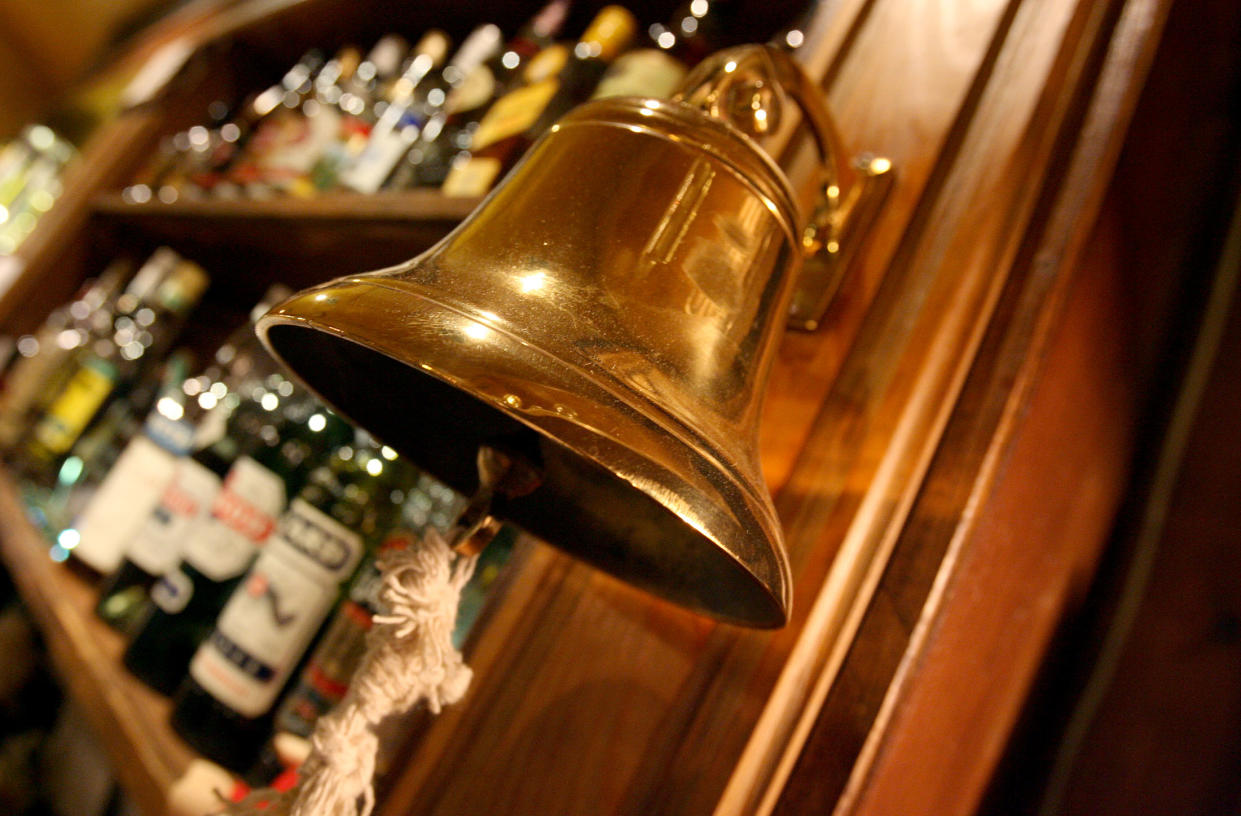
17;252;208;486
439;5;637;198
92;285;294;629
308;34;410;192
335;28;483;195
170;437;410;771
385;0;572;189
121;380;344;695
590;0;731;100
224;47;351;197
186;50;329;201
0;258;131;451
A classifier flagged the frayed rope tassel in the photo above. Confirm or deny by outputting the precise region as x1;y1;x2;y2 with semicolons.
222;529;478;816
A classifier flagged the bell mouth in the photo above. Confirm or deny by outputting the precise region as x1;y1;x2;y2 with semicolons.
258;279;790;628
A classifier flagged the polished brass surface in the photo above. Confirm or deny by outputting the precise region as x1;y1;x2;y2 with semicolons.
258;45;891;627
674;45;894;330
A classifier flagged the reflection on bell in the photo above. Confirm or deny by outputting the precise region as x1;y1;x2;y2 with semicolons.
258;45;890;628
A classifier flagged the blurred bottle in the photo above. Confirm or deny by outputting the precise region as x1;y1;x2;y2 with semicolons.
590;0;732;100
0;125;75;254
257;46;364;198
308;34;410;191
335;28;476;194
0;259;131;451
92;285;294;629
123;52;329;204
122;380;347;695
223;47;360;198
386;0;572;189
439;5;637;198
16;251;207;486
171;439;415;771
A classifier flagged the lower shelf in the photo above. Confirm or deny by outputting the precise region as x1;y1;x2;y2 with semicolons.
0;471;198;816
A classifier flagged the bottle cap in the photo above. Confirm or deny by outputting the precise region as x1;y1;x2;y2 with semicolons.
450;25;505;76
365;35;409;80
529;0;572;40
411;29;452;68
580;6;638;62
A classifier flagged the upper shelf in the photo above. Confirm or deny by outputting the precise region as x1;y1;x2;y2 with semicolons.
91;191;482;290
92;188;482;225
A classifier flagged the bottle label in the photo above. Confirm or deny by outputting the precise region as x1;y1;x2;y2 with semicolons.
276;600;372;736
126;456;222;576
592;50;687;100
34;357;117;455
189;499;364;717
468;77;559;151
142;409;195;456
445;65;497;115
339;121;419;194
180;456;285;581
441;156;502;198
70;434;177;573
524;44;570;85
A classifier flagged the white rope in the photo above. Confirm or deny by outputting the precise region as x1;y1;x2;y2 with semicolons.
221;529;478;816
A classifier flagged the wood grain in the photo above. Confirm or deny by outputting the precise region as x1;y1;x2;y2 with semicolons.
373;1;1173;815
0;0;1184;813
0;474;196;816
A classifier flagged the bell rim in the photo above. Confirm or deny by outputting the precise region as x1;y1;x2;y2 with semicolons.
257;280;792;627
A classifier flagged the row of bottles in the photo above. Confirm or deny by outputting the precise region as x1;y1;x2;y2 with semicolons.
122;0;736;204
0;248;512;782
0;125;77;255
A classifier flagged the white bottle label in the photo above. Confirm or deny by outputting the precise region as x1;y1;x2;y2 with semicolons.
339;121;418;193
180;457;285;581
71;435;177;573
126;457;222;576
189;499;364;717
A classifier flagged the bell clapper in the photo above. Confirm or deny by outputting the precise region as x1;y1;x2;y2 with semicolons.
451;442;543;556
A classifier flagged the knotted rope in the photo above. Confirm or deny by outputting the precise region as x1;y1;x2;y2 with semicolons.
223;529;478;816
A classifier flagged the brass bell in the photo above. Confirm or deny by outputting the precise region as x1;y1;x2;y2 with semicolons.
257;44;891;628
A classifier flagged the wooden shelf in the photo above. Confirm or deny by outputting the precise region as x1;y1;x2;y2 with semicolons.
0;472;196;816
90;190;483;292
92;188;483;226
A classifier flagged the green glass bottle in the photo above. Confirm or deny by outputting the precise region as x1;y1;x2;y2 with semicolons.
121;380;345;695
93;286;294;631
18;252;208;486
170;437;408;771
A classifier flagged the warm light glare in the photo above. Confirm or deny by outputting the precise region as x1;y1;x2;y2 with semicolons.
308;413;327;432
261;393;279;410
156;396;184;421
464;322;489;340
366;458;384;477
28;125;55;151
520;271;547;292
57;528;80;550
381;445;398;460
